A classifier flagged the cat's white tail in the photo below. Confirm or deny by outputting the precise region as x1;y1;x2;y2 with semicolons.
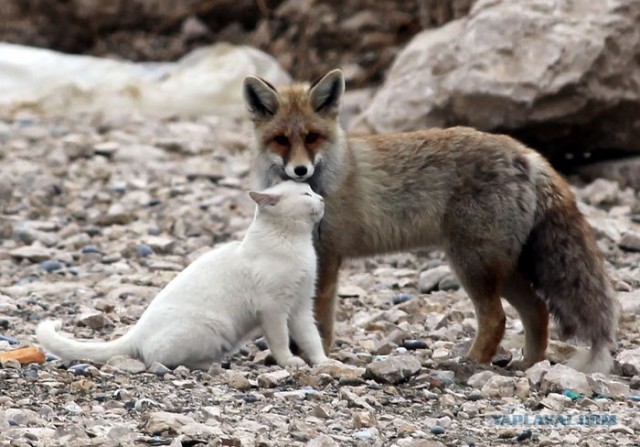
36;320;137;363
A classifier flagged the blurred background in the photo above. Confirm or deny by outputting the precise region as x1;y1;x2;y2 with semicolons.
1;0;639;182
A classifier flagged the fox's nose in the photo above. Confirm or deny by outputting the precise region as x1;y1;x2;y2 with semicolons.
293;166;308;177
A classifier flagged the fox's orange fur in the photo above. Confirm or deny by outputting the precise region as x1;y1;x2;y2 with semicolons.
243;69;620;373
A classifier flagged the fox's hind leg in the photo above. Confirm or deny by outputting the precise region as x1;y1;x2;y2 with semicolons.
501;271;549;369
452;264;507;363
314;254;342;354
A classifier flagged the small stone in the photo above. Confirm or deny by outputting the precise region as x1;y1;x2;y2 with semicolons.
338;285;366;298
392;293;415;305
106;356;146;374
364;354;421;384
418;266;450;293
81;245;102;254
437;274;459;291
610;424;634;435
467;371;497;388
352;428;376;440
137;245;153;257
306;434;339;447
540;364;592;395
226;371;252;391
142;236;175;254
491;347;512;367
69;378;97;393
39;260;63;272
0;334;19;345
312;360;365;382
9;245;51;262
257;369;290;388
617;348;640;375
148;362;171;377
516;429;532;442
515;377;530;400
430;425;445;435
618;231;640;252
402;339;428;350
481;375;517;399
145;411;196;435
67;364;98;377
94;142;120;157
630;375;640;389
353;410;377;428
77;312;109;330
525;360;551;385
431;348;449;361
255;337;269;351
587;373;630;399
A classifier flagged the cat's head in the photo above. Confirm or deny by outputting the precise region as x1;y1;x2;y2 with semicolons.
248;180;324;225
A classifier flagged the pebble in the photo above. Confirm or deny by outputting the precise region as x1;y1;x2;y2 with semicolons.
541;364;592;395
77;311;109;330
364;354;421;384
137;244;154;257
9;245;52;262
516;429;532;442
402;339;428;350
418;266;450;293
392;293;415;305
81;245;102;254
148;362;172;377
39;260;63;272
430;425;445;435
106;356;146;374
257;369;290;388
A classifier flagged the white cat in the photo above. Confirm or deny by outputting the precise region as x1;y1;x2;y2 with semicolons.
36;181;330;370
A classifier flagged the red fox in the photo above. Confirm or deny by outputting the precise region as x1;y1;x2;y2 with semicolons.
242;69;620;373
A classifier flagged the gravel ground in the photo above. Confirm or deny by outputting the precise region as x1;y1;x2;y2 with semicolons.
1;113;639;447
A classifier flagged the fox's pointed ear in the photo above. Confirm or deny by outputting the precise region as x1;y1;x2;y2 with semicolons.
309;69;345;116
243;76;279;119
249;191;282;207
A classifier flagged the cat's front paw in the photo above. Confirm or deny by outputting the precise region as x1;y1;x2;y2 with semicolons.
282;356;307;368
309;355;332;366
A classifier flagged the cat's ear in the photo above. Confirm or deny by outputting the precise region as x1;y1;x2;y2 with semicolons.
249;191;282;207
309;69;345;116
243;76;279;119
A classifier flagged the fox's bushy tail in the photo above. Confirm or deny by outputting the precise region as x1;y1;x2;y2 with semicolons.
520;169;619;373
36;320;137;364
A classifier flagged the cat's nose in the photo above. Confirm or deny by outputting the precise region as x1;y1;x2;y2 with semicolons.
293;165;308;177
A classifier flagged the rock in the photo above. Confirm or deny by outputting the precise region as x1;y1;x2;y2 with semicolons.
142;236;176;254
430;425;445;435
145;411;196;435
540;364;592;396
306;435;339;447
578;156;640;190
257;369;290;388
148;362;172;377
525;360;551;385
137;245;153;257
352;410;377;428
338;285;367;298
467;371;497;388
437;274;459;291
312;360;365;382
9;245;51;262
354;0;640;158
582;179;621;207
617;348;640;375
106;356;147;374
77;311;109;330
364;354;421;384
481;375;517;399
39;260;63;272
392;293;415;305
402;340;428;350
516;430;533;442
587;374;630;399
226;371;252;391
619;232;640;252
418;266;450;293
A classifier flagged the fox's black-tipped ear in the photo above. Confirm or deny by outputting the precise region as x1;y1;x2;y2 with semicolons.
243;76;279;119
249;191;282;207
309;69;345;116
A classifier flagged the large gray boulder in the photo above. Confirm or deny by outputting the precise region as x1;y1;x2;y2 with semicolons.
353;0;640;158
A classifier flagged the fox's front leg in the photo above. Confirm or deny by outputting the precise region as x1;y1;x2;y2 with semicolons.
315;253;342;354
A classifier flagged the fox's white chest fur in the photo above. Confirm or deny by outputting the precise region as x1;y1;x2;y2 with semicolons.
37;181;329;370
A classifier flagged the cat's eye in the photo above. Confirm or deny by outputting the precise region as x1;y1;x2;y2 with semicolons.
305;132;319;144
274;135;289;146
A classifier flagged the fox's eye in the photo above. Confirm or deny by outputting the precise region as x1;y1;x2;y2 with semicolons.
302;192;312;197
274;135;289;146
305;132;319;144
